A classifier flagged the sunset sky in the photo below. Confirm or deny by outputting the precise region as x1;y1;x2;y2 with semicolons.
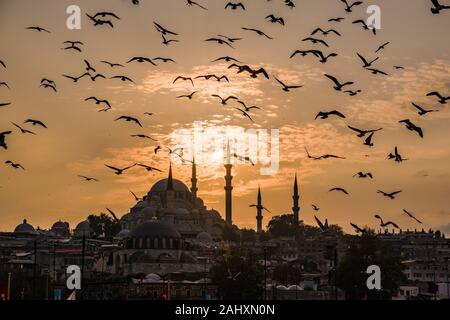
0;0;449;234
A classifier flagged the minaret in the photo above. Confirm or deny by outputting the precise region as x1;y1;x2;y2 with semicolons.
191;157;198;200
167;162;174;191
256;186;263;233
292;173;300;223
224;141;233;225
166;162;175;208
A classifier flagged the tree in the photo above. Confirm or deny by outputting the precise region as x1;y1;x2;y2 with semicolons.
87;213;121;239
336;233;406;300
222;224;240;242
240;228;257;243
211;246;264;300
266;214;298;238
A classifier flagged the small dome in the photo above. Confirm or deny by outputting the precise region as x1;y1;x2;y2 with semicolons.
74;220;92;237
14;219;38;234
196;232;213;242
175;208;190;215
129;221;181;239
149;178;190;194
52;221;68;230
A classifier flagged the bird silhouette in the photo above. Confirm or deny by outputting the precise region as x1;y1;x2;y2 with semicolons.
328;17;345;22
105;164;136;175
314;215;329;232
0;82;10;89
115;116;142;127
12;122;35;135
387;146;407;163
285;0;296;9
324;74;354;91
228;64;269;79
363;132;375;147
375;42;390;53
399;119;424;138
266;14;285;25
353;172;373;179
129;189;140;201
5;160;25;170
26;26;51;33
111;75;135;83
154;146;162;154
427;91;449;104
195;74;229;82
249;204;272;213
237;100;260;112
345;89;362;96
212;94;238;105
290;50;321;58
63;73;90;83
367;68;389;76
274;77;303;92
347;125;382;137
352;20;376;35
411;102;438;116
212;56;240;63
130;134;157;141
101;61;124;68
24;119;47;128
153;57;176;63
350;223;367;234
173;76;194;86
232;153;255;165
329;187;349;195
62;41;83;52
87;14;114;28
0;102;11;108
0;60;6;68
161;34;179;46
431;0;450;14
341;0;363;13
225;2;245;10
394;66;405;70
377;190;402;199
127;57;156;65
402;209;423;224
154;22;178;36
312;204;320;211
0;131;12;149
315;110;346;120
187;0;207;10
93;12;120;20
357;53;379;68
85;97;111;110
302;37;329;47
234;108;254;122
135;163;163;172
241;27;273;39
311;28;341;36
78;175;99;182
177;91;198;100
205;37;234;48
374;215;400;229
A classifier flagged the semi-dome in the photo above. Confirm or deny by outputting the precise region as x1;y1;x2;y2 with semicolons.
129;220;181;239
14;219;38;234
149;178;190;194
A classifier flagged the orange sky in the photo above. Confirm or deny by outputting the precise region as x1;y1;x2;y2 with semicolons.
0;0;449;234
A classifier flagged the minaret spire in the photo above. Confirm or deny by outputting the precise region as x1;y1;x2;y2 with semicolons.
224;140;233;225
292;173;300;223
191;156;198;200
167;162;174;191
256;185;263;233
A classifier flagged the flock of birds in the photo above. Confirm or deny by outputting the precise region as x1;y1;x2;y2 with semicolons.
1;0;450;234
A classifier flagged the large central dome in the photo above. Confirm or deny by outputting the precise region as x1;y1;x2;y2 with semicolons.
149;178;190;194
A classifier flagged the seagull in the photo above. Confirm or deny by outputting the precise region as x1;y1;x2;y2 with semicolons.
427;91;449;104
311;28;341;36
63;73;90;83
62;41;83;52
225;2;245;10
0;82;10;89
367;68;389;76
177;91;198;100
104;164;136;175
26;26;51;33
86;14;114;28
357;53;379;68
130;134;157;141
5;160;25;170
144;112;154;116
205;38;234;48
345;89;362;96
186;0;208;10
212;94;238;105
375;42;390;53
78;175;99;182
83;59;96;73
315;110;346;120
347;125;383;137
11;122;36;135
411;102;438;116
302;37;329;47
234;108;254;122
241;27;273;39
232;153;255;165
290;50;322;58
341;0;363;13
161;34;179;46
153;57;176;63
402;209;423;224
363;132;375;147
212;56;240;63
350;223;367;234
154;22;178;36
399;119;424;138
115;116;143;127
312;204;320;211
24;119;47;128
249;204;272;213
329;187;349;195
266;14;285;25
127;57;156;65
0;131;12;149
135;163;163;172
328;17;345;22
154;146;162;154
394;66;405;70
85;97;111;109
324;74;354;91
314;215;329;232
110;75;135;83
377;190;402;199
274;77;303;92
195;74;229;82
387;146;407;163
101;61;124;68
237;101;260;112
353;172;373;179
93;12;120;20
228;64;269;79
352;20;377;35
0;102;11;107
430;0;450;14
374;215;400;229
173;76;194;86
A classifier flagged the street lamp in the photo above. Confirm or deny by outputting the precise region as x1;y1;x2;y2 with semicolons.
7;272;11;300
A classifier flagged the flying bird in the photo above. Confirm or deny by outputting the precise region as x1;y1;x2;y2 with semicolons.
377;190;402;199
177;91;198;100
312;204;320;211
11;122;36;135
225;2;245;10
24;119;47;128
249;204;272;213
110;75;135;83
78;175;99;182
186;0;208;10
237;100;260;112
341;0;363;13
374;215;400;229
127;57;156;65
411;102;438;116
350;223;367;234
228;64;269;79
101;61;124;68
63;73;90;83
399;119;424;138
0;82;10;89
205;37;234;48
26;26;51;33
357;53;379;68
324;74;354;91
234;108;254;122
353;172;373;179
427;91;449;104
62;41;83;52
0;131;12;149
430;0;450;14
347;125;382;138
0;60;6;68
266;14;285;25
375;42;390;53
402;209;423;224
366;68;389;76
153;57;176;63
104;164;136;175
212;56;240;63
93;12;120;20
345;89;362;96
311;28;341;36
302;37;329;47
329;187;349;195
232;153;255;166
129;190;140;201
173;76;194;86
328;17;345;22
154;22;178;36
315;110;346;120
212;94;238;105
241;27;273;39
387;146;407;163
352;20;377;35
363;132;375;147
135;163;163;172
5;160;25;170
314;215;329;232
274;77;303;92
115;116;143;127
85;97;112;109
